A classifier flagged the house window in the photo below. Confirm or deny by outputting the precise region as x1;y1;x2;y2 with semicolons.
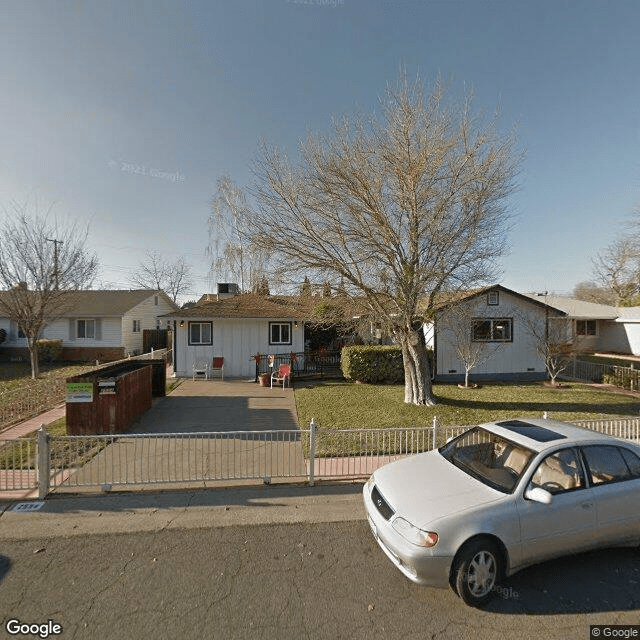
133;320;141;333
270;322;291;345
576;320;597;336
472;318;512;342
487;291;499;306
77;319;96;339
188;322;212;345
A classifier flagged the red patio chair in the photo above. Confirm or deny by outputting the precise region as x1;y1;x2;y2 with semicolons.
210;357;224;381
271;363;291;389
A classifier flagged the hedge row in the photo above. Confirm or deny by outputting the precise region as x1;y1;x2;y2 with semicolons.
341;345;405;384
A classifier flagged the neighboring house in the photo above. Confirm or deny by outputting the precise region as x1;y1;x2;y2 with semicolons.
609;307;640;355
431;285;566;382
0;289;178;362
521;294;620;354
164;291;312;378
433;287;640;382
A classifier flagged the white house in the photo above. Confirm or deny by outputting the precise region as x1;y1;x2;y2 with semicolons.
165;292;310;379
431;285;566;382
0;289;178;362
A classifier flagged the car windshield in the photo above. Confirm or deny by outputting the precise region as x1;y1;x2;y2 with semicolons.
439;427;535;493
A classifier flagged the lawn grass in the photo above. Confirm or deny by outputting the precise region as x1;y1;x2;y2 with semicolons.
294;380;640;431
0;362;94;406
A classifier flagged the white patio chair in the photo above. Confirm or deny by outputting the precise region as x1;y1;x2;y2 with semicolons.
193;361;209;380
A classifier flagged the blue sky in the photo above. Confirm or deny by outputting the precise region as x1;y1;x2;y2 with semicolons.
1;0;639;302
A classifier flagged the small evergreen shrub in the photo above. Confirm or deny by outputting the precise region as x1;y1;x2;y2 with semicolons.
37;339;63;363
341;345;405;384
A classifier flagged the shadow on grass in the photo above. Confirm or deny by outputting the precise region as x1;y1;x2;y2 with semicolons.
433;395;640;417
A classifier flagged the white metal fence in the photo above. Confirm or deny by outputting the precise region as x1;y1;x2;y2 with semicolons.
2;416;640;497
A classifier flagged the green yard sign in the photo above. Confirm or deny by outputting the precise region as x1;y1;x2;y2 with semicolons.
66;382;93;403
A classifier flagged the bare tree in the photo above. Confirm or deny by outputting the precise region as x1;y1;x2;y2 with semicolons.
208;176;269;292
592;236;640;306
130;251;193;303
0;203;98;378
438;302;505;388
248;73;521;405
164;256;194;304
572;281;618;306
519;310;573;386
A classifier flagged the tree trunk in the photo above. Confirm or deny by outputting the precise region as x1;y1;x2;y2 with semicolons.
27;336;39;379
401;327;436;406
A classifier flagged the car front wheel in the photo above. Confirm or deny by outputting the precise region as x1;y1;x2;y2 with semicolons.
453;539;500;607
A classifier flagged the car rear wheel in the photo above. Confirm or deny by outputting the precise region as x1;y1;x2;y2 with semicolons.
453;539;500;607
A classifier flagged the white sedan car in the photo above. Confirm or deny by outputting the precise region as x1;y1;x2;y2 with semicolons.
363;418;640;607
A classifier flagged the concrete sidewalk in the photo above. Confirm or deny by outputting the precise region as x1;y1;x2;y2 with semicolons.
0;483;367;540
0;404;66;441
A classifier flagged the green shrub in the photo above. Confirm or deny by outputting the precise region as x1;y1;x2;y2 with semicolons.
341;345;405;384
37;339;63;363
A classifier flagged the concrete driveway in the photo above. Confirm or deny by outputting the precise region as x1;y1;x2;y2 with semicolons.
54;378;308;492
133;378;300;433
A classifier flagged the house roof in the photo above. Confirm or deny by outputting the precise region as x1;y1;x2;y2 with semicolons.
613;307;640;322
433;284;569;316
0;289;177;317
521;294;618;320
163;292;373;321
163;293;318;320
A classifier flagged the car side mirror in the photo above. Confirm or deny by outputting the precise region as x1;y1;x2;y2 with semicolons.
524;486;553;505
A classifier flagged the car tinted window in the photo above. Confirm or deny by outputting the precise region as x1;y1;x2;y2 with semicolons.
530;448;584;494
619;448;640;478
439;427;534;493
581;446;631;485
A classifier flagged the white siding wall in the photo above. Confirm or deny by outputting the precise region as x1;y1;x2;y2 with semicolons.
436;292;547;379
611;321;640;356
175;318;305;378
63;317;122;347
123;294;176;355
0;317;123;347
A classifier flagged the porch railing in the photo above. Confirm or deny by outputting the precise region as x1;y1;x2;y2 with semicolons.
252;350;342;381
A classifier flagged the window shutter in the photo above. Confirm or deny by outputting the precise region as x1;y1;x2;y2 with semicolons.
69;319;76;341
95;318;102;341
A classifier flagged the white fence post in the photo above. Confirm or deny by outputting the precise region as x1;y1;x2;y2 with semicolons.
432;416;438;450
37;425;50;500
309;418;318;486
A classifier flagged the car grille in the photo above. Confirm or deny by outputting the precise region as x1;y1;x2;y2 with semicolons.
371;485;395;520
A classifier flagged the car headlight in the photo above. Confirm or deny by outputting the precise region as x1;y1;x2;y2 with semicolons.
392;517;438;548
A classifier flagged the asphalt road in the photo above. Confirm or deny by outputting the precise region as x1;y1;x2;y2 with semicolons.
1;486;639;640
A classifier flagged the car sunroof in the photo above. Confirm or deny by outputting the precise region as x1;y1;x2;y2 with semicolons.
494;420;567;442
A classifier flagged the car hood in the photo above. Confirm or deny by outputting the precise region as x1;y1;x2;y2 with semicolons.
372;450;503;527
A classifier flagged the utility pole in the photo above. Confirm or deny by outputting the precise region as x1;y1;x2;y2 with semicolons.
46;238;63;290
